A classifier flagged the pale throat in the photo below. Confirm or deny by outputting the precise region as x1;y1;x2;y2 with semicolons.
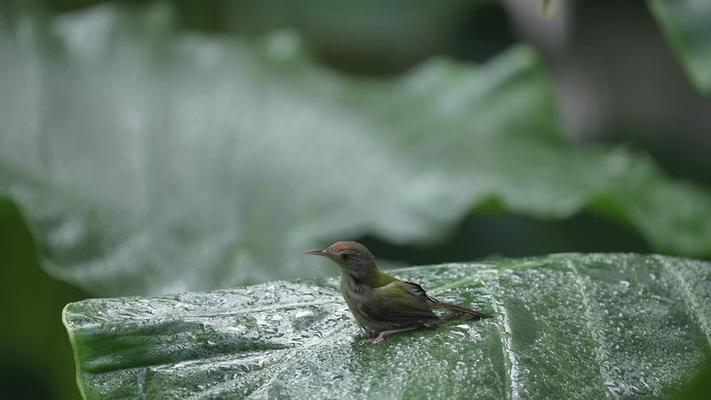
339;261;377;283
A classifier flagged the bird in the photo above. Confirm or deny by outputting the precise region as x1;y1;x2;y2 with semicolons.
306;240;488;343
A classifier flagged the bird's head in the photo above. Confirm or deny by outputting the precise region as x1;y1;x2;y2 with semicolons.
306;240;377;279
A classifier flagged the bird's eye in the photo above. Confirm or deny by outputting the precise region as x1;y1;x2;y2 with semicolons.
341;252;351;261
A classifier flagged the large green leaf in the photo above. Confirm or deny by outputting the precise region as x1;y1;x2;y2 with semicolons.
63;254;711;399
649;0;711;93
2;5;711;297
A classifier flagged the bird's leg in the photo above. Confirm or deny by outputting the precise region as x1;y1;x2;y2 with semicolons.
371;326;418;344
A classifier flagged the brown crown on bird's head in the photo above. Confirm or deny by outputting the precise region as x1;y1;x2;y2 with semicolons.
305;241;376;275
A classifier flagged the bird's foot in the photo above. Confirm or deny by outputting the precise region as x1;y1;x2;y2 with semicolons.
371;333;386;344
370;326;418;344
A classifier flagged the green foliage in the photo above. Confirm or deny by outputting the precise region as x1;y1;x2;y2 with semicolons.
1;5;711;299
63;254;711;399
0;196;86;400
649;0;711;93
676;356;711;400
207;0;482;72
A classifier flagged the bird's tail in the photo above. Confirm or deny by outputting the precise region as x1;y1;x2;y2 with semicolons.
432;302;490;319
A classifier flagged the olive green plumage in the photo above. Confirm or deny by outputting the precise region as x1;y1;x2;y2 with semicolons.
306;241;488;343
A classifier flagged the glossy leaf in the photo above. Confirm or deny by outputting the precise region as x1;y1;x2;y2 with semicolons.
63;254;711;399
2;5;711;297
649;0;711;93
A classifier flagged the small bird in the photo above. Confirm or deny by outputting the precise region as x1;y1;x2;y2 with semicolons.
306;240;488;343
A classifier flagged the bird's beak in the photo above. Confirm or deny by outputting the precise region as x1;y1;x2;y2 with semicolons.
305;249;328;257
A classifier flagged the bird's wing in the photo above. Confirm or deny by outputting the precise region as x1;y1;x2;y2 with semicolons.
361;280;439;324
402;280;440;304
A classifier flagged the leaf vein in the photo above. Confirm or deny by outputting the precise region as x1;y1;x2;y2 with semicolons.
662;260;711;349
567;260;613;399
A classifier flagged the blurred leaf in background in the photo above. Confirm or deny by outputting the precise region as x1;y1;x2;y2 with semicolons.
0;196;86;400
502;0;711;188
1;4;711;298
649;0;711;93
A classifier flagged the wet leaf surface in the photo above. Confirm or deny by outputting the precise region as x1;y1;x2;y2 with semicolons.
64;254;711;399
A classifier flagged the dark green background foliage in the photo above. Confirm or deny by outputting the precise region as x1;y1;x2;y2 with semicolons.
1;1;711;399
0;197;88;400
